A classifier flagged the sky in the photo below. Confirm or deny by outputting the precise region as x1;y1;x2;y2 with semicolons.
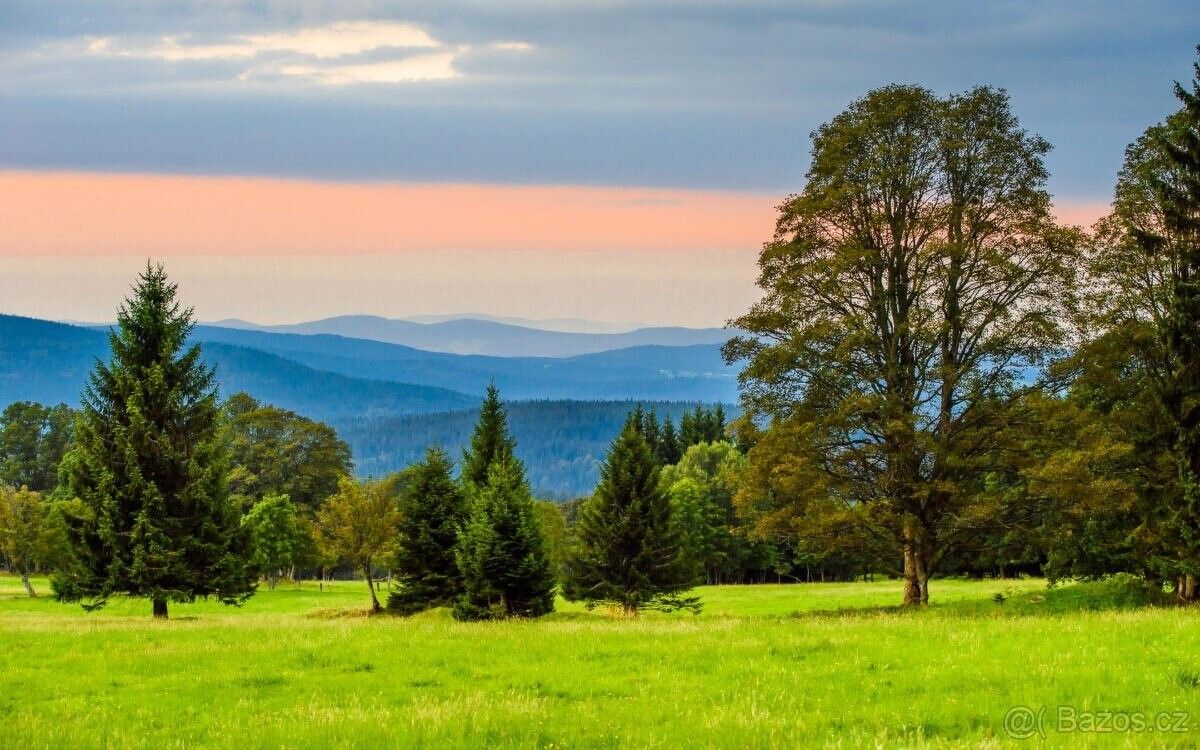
1;1;1198;327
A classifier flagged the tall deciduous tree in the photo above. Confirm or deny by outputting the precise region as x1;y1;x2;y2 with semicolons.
564;413;699;615
315;476;400;612
726;85;1076;604
224;392;352;514
53;264;254;618
454;455;555;620
388;447;469;614
1090;52;1200;597
0;402;75;493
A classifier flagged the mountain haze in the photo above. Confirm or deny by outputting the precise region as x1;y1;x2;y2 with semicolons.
225;314;732;357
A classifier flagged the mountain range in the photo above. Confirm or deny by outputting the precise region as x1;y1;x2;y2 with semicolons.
209;314;732;357
1;313;739;496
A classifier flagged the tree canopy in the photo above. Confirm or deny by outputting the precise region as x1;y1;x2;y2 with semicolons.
0;401;74;493
726;84;1078;604
224;392;352;514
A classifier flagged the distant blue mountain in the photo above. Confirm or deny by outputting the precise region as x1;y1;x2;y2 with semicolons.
0;315;475;420
2;313;738;496
4;314;739;412
225;314;733;357
188;325;738;402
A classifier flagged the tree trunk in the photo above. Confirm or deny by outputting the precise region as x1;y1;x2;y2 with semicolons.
20;570;36;598
1177;574;1197;602
622;601;639;618
364;560;381;613
902;521;932;606
153;598;168;619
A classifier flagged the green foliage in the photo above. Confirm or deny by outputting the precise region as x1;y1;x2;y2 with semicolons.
341;400;721;498
454;456;555;620
460;383;516;494
0;401;74;493
532;499;570;578
660;441;776;584
725;84;1077;604
224;392;352;514
314;476;400;612
241;494;307;590
1124;55;1200;583
51;264;255;618
387;447;468;614
0;486;54;596
678;404;726;448
565;413;700;614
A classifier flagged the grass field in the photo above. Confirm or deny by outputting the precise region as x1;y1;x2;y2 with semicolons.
2;574;1198;748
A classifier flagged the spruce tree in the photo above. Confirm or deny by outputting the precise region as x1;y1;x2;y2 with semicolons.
564;412;700;615
52;264;254;618
1132;52;1200;596
460;383;516;494
388;447;468;614
658;418;682;465
639;407;661;460
453;455;555;620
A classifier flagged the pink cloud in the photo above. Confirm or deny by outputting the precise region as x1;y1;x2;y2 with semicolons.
0;171;778;256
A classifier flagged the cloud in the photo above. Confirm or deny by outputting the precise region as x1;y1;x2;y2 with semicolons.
274;52;461;84
58;20;526;86
489;41;533;52
84;21;440;61
0;1;1195;197
0;170;777;256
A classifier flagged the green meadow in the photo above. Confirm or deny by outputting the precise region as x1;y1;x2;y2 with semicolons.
2;575;1198;749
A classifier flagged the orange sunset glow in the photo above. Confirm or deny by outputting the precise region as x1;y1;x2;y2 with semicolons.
0;170;781;256
0;170;1111;258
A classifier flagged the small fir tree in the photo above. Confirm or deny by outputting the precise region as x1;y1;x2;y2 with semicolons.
564;412;701;615
388;447;469;614
453;455;555;620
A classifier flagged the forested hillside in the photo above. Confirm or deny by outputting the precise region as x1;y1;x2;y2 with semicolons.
1;315;732;494
337;401;733;498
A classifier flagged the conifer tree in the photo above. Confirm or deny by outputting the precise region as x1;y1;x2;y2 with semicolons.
1126;52;1200;596
388;447;468;614
658;418;682;465
52;264;254;618
460;383;516;494
639;407;661;460
564;412;700;615
453;455;555;620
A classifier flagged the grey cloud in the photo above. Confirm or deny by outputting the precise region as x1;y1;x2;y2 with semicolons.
1;0;1197;198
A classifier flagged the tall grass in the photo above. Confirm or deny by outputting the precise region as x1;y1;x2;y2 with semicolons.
0;575;1195;748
